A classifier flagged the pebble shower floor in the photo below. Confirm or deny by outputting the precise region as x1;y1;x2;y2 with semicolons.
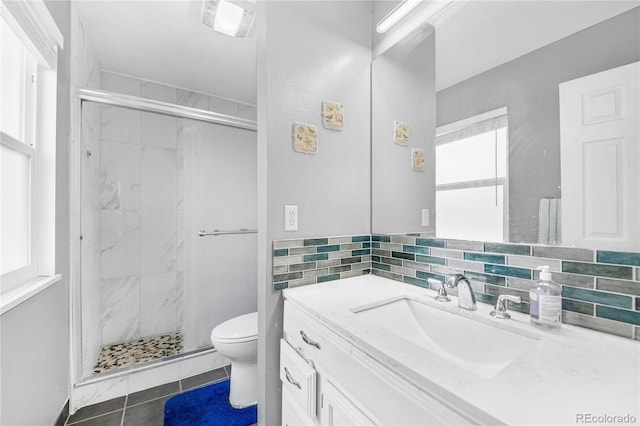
92;333;183;374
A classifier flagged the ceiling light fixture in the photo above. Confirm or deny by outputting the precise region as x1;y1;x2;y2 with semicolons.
201;0;256;38
376;0;423;34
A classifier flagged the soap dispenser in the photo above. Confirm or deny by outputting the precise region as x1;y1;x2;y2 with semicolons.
529;266;562;329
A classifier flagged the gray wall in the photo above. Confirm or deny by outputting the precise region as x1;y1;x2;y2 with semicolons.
436;7;640;243
257;2;372;424
0;1;71;424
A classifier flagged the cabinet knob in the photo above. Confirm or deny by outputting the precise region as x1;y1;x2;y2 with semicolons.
300;330;322;349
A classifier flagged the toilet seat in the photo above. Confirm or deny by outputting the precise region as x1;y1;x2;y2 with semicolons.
211;312;258;343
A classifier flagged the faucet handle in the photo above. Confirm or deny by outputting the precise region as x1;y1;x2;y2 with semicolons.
490;294;522;319
428;278;450;302
445;273;465;288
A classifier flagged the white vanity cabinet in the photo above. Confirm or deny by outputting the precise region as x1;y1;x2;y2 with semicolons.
280;300;473;425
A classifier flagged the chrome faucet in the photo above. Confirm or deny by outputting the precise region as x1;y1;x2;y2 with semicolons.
490;294;522;319
445;274;477;311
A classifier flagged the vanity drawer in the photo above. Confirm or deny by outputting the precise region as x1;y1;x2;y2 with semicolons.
280;339;317;419
283;302;335;363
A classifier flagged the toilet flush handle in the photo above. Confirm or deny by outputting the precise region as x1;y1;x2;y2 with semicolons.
300;330;321;350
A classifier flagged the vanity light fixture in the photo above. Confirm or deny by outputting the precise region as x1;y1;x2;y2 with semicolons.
201;0;256;38
376;0;423;33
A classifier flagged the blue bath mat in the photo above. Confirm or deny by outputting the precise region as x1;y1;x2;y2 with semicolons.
164;379;257;426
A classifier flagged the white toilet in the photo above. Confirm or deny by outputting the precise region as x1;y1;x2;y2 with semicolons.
210;312;258;408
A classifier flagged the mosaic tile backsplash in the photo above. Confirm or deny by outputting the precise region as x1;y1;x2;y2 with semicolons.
273;234;640;340
273;235;372;290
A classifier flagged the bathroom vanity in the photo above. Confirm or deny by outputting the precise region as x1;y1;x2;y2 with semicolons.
280;275;639;425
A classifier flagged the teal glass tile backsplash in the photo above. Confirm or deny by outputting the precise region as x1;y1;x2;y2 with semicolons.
274;248;289;257
562;286;633;309
403;245;430;255
596;306;640;326
415;254;446;265
274;235;371;290
317;244;341;253
274;233;640;340
416;238;446;248
484;264;532;279
596;251;640;267
465;252;506;265
562;261;633;280
483;242;531;256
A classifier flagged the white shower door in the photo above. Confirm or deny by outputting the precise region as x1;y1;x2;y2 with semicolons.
79;98;257;377
181;117;257;351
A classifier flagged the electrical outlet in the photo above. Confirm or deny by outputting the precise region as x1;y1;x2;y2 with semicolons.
422;209;430;227
285;205;298;231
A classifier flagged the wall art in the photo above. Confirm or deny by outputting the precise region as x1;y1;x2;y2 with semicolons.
292;122;318;154
411;148;425;171
393;120;409;145
322;100;344;131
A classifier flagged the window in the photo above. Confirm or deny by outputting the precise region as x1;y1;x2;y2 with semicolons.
0;0;63;296
435;108;509;242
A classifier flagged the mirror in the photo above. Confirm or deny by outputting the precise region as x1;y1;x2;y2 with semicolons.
372;2;640;251
371;23;436;234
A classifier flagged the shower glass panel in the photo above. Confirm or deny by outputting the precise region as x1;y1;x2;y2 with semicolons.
80;100;257;378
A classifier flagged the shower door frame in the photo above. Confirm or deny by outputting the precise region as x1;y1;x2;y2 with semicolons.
69;87;257;390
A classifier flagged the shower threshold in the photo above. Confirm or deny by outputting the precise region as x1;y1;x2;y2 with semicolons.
92;332;183;374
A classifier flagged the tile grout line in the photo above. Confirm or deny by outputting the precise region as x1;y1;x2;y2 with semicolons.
65;408;124;426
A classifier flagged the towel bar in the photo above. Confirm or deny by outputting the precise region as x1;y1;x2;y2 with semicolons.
198;229;257;237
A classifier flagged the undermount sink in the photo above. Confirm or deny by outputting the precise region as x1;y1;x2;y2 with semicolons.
351;297;540;378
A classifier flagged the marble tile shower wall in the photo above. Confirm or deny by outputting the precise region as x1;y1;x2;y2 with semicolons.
96;72;257;347
273;233;640;340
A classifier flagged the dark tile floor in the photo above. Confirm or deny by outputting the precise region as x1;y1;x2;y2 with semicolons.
65;366;229;426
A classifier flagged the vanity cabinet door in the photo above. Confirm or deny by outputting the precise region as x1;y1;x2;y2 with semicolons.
283;388;315;426
320;380;375;426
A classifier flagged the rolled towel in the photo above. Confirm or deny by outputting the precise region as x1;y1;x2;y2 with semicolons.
538;198;562;245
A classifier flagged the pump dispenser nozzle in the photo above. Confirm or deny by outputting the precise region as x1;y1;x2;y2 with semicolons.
538;265;552;281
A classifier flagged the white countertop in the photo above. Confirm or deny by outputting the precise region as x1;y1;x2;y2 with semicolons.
283;274;640;426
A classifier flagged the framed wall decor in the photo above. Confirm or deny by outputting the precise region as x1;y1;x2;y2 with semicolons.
411;148;425;171
393;120;409;145
292;122;318;154
322;100;344;131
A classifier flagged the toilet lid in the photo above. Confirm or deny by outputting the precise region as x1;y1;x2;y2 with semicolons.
211;312;258;342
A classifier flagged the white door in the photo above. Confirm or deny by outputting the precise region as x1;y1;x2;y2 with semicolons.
559;61;639;251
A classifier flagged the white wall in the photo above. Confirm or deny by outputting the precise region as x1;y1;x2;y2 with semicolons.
0;1;71;424
257;2;372;424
